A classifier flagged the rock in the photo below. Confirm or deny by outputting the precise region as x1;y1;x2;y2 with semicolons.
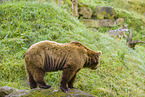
108;28;128;39
0;86;14;97
78;3;93;19
83;19;115;28
93;6;104;20
83;19;100;28
6;89;29;97
99;19;115;27
0;86;95;97
126;0;134;4
89;28;98;32
142;18;145;24
93;6;117;20
115;18;124;26
23;88;95;97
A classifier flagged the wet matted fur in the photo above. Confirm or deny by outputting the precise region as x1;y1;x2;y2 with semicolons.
24;40;102;92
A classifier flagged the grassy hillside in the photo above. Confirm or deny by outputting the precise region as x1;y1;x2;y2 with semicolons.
0;0;145;96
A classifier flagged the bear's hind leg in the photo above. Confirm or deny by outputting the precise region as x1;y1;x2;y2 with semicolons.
32;68;51;89
27;68;37;89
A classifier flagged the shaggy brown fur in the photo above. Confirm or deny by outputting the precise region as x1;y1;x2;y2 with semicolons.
24;40;102;92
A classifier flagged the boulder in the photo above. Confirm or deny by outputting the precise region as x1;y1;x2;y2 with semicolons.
142;18;145;24
143;12;145;16
78;3;93;19
126;0;134;4
0;86;95;97
115;18;124;26
99;19;115;27
0;86;14;97
6;89;29;97
89;28;98;32
83;19;100;28
22;88;95;97
83;19;115;28
93;6;117;20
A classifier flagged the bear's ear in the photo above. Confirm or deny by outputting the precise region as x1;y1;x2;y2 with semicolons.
97;51;102;56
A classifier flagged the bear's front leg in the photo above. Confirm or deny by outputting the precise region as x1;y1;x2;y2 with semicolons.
68;74;76;89
60;67;76;92
68;68;80;89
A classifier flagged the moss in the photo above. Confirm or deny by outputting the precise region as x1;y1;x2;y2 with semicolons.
22;88;95;97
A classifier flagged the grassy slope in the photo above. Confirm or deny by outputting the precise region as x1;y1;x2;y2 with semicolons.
0;1;145;96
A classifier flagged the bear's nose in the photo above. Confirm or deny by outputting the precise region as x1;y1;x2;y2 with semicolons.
95;66;98;69
91;66;98;70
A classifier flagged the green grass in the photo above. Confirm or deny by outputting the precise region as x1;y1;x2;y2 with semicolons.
0;0;145;96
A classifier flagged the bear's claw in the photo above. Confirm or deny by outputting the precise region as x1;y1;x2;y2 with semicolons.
39;85;51;89
60;86;68;93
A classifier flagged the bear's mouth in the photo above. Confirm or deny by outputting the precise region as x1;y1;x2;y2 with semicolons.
91;66;98;70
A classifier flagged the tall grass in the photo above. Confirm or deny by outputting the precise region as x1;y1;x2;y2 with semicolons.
0;0;145;96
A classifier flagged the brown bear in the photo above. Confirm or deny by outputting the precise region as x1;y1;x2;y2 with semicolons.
24;40;102;92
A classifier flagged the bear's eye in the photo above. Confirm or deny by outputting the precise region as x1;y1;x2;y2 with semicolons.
91;58;97;63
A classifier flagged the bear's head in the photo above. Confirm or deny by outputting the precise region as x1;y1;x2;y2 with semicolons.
84;51;102;70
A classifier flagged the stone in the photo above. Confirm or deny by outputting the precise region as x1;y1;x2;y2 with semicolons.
115;18;124;26
78;3;93;19
108;28;129;39
0;86;14;97
126;0;133;4
0;86;95;97
6;90;30;97
23;88;95;97
99;19;115;27
142;18;145;24
89;28;98;32
83;19;115;28
93;6;117;20
83;19;100;28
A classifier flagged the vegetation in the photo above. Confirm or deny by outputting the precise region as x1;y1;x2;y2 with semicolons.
0;0;145;96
